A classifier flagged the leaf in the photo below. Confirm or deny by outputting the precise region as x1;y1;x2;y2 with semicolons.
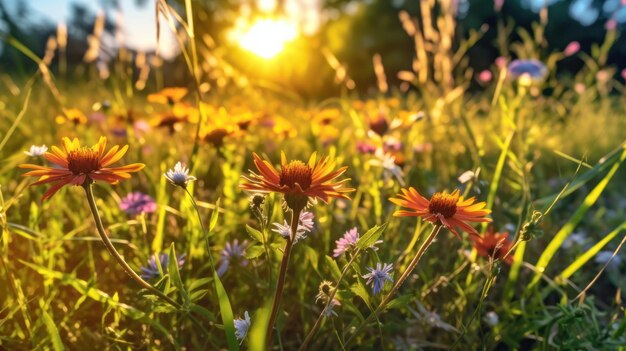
209;198;221;233
558;221;626;280
386;294;413;310
530;147;626;289
249;299;273;351
42;309;65;351
244;245;266;259
357;223;388;249
152;165;169;252
324;255;342;280
350;283;371;309
245;225;264;243
168;244;187;305
214;271;239;351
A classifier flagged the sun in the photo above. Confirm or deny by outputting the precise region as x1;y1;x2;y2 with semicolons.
235;19;298;59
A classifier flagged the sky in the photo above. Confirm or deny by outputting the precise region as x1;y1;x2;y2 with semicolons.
4;0;180;59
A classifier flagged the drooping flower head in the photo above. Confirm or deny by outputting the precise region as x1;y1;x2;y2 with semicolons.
363;262;394;295
217;239;249;277
470;228;514;264
24;145;48;157
272;211;315;243
333;227;381;258
315;280;341;317
140;253;186;280
20;137;144;200
119;192;157;216
507;59;548;81
241;152;354;211
390;187;491;238
234;311;251;343
164;162;197;188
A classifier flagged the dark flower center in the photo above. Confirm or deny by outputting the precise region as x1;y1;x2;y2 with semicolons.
279;161;313;190
428;192;458;219
67;147;101;174
369;114;389;136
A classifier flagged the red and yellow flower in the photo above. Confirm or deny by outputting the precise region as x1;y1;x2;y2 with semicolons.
470;228;514;264
20;137;144;200
241;152;354;210
390;187;491;237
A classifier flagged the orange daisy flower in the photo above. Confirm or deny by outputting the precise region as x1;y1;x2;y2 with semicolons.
470;228;514;264
389;187;491;238
241;152;354;211
20;137;144;200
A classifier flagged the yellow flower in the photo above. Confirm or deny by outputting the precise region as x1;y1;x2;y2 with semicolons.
55;108;87;125
147;87;188;105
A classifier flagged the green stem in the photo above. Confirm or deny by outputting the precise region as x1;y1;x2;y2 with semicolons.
266;207;302;349
82;183;181;309
299;249;361;351
344;225;442;347
183;188;216;271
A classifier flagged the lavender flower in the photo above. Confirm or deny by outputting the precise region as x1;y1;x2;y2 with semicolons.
140;253;186;280
164;162;196;188
119;192;157;216
217;239;249;277
507;59;548;81
333;227;381;257
356;141;377;154
363;262;394;295
24;145;48;157
272;211;315;244
234;311;251;342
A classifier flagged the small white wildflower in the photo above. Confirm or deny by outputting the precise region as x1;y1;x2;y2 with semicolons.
483;311;499;327
164;162;197;188
24;145;48;157
458;170;475;184
271;211;315;244
369;149;405;186
234;311;251;343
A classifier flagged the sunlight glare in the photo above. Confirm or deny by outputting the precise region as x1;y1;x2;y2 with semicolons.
236;19;298;59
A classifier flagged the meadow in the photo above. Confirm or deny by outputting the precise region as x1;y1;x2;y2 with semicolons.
1;2;626;350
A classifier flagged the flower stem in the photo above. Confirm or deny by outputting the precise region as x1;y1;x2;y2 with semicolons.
344;224;442;347
299;248;361;351
183;188;216;272
266;207;302;349
82;183;182;309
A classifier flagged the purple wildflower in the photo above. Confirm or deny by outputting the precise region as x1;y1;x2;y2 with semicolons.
356;141;377;154
363;262;394;295
333;227;381;257
217;239;249;277
119;192;157;216
234;311;251;342
507;59;548;81
140;253;186;280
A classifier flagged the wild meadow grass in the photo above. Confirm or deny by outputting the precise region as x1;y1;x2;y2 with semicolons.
1;2;626;350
